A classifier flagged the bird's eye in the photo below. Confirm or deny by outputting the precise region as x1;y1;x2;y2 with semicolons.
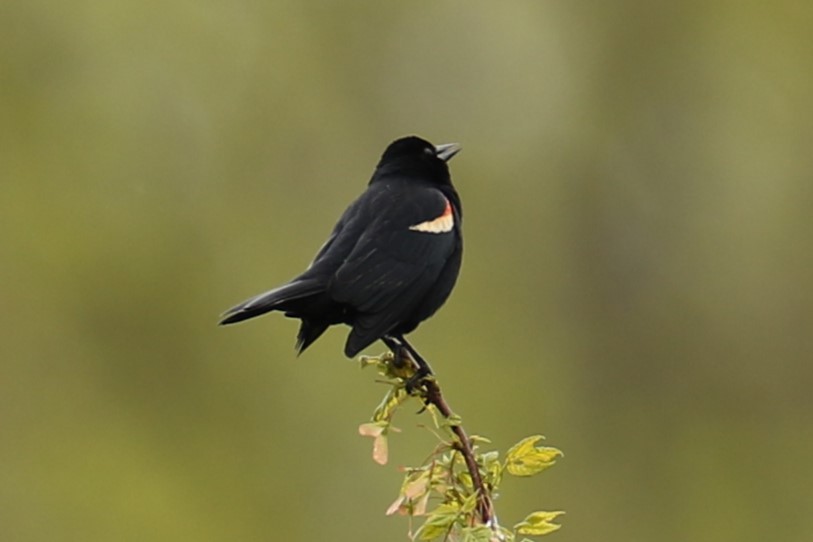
424;147;436;156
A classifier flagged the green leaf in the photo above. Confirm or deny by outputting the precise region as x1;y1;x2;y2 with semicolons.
460;525;496;542
480;450;499;464
459;491;479;515
504;435;562;477
372;386;408;423
456;469;473;490
481;450;503;488
443;413;463;427
426;404;444;430
514;511;565;536
416;522;448;541
416;502;461;540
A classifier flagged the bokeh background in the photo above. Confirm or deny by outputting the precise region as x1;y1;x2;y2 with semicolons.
2;2;812;541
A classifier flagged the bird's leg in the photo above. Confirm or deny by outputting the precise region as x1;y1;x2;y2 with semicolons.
382;336;409;369
381;335;433;393
395;335;434;377
391;335;435;393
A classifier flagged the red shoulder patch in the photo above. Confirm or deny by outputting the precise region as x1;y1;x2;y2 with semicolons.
409;199;454;234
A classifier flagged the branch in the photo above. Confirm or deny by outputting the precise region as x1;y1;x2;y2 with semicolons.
420;375;494;525
359;349;563;540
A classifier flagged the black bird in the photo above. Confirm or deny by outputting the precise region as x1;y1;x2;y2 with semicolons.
220;136;463;371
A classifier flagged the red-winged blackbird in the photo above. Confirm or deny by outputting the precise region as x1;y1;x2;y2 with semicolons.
220;136;462;365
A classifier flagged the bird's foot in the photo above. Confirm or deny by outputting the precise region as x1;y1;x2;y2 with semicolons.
404;366;432;395
382;335;434;395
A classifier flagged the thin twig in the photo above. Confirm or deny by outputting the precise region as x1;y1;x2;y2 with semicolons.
387;340;495;526
421;377;494;525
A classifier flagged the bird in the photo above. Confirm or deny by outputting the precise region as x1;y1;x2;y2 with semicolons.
219;135;463;373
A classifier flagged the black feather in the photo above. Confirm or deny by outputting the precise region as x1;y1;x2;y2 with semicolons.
219;135;463;357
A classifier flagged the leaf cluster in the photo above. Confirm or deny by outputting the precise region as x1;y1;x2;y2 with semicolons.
359;353;564;541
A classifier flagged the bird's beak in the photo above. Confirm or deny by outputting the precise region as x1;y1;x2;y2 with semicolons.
435;142;462;162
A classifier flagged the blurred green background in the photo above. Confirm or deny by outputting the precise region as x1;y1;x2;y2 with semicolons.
2;1;812;541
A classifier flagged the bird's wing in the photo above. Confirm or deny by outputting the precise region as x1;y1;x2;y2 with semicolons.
329;187;458;335
300;196;370;277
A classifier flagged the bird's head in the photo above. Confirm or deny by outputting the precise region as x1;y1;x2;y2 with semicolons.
373;136;461;184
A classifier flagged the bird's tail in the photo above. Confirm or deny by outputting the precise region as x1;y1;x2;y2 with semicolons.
219;279;324;325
